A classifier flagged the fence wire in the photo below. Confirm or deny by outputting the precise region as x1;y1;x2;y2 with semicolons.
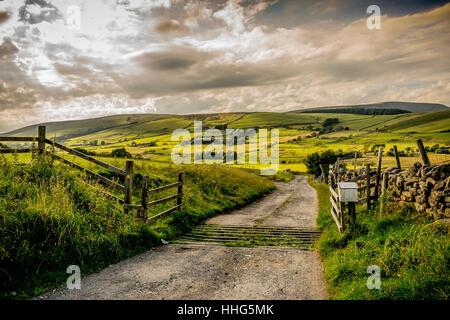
338;151;449;171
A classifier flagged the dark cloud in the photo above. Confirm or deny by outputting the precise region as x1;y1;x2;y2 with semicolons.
134;51;199;71
154;20;189;34
255;0;450;29
113;46;299;97
155;95;219;114
0;37;18;58
19;0;63;25
0;52;40;112
0;11;9;24
53;63;93;76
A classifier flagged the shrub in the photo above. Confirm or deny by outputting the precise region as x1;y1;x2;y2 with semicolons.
304;149;339;177
111;148;132;158
323;118;339;127
73;148;97;156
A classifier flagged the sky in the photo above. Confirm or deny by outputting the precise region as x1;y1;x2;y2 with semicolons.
0;0;449;132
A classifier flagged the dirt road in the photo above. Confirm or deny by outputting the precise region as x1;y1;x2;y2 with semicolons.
39;176;328;300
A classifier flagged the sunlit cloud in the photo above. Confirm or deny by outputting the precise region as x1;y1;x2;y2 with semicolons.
0;0;448;132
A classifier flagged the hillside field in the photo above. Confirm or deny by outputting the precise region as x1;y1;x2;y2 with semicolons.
1;108;449;300
4;109;450;173
0;154;275;298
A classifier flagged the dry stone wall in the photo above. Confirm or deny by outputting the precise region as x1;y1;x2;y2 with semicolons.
336;163;450;219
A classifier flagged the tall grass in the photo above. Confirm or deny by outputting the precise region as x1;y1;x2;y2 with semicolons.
0;154;274;299
308;176;449;300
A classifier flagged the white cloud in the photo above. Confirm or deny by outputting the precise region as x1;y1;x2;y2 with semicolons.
0;0;448;131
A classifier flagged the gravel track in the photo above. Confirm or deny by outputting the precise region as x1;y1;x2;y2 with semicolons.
39;175;328;300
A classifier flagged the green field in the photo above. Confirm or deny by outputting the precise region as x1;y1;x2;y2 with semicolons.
1;108;449;300
0;154;275;298
308;176;449;300
4;110;450;173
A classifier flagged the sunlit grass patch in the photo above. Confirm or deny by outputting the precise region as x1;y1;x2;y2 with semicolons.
307;176;449;300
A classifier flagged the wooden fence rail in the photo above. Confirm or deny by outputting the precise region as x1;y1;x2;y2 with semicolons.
329;185;343;232
0;136;37;142
326;139;435;232
0;149;33;153
46;139;126;175
141;172;184;224
48;152;126;193
0;126;183;223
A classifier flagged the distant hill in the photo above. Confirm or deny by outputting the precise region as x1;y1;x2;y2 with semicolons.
380;110;450;133
4;114;173;142
3;107;449;145
290;101;448;114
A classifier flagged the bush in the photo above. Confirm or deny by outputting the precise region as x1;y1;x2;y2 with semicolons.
304;149;339;177
111;148;132;158
323;118;339;127
73;147;97;156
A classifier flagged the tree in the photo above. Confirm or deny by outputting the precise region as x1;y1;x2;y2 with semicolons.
304;149;339;177
322;118;339;127
111;148;131;158
74;148;96;156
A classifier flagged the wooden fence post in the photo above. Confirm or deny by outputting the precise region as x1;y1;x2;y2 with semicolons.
124;160;134;214
393;145;401;170
375;148;383;199
354;152;357;170
348;201;356;234
177;171;184;208
366;164;371;209
381;172;388;195
320;164;326;182
328;164;334;187
38;126;46;155
141;175;149;219
416;139;430;166
339;201;345;231
380;172;389;213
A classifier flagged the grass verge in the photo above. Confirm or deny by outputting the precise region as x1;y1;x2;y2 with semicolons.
307;175;449;300
0;154;274;299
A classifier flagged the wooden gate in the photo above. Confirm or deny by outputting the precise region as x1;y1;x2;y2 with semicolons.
0;126;183;224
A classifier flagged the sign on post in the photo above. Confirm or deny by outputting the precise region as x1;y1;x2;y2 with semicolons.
338;182;358;233
338;182;358;202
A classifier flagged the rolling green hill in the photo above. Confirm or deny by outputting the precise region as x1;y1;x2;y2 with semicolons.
5;114;173;141
290;101;448;114
3;108;449;173
380;110;450;133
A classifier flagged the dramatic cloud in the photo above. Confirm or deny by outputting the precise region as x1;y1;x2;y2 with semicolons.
0;11;10;24
154;19;190;34
0;0;449;131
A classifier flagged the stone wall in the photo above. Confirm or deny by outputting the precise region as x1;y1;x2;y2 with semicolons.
335;163;450;219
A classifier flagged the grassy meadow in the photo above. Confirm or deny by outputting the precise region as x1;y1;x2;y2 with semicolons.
308;176;449;300
5;110;450;174
0;152;274;299
1;108;449;300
